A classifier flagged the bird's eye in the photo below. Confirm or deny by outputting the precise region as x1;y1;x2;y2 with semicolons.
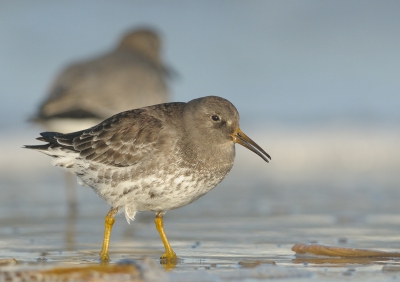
211;115;220;121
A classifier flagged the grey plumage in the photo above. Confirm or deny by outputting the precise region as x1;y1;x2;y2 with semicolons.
33;28;171;132
25;96;271;262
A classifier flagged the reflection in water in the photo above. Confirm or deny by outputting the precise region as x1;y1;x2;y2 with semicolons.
382;265;400;272
160;257;181;271
64;172;78;212
0;258;167;281
238;259;276;268
292;243;400;258
64;172;78;251
292;257;395;266
0;258;17;266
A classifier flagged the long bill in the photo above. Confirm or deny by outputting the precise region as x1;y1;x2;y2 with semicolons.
231;128;271;163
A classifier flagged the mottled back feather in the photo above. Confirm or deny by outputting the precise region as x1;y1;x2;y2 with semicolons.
36;103;186;167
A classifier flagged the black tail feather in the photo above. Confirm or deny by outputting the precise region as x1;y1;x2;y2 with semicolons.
23;144;52;150
24;132;62;150
39;132;63;143
24;130;85;152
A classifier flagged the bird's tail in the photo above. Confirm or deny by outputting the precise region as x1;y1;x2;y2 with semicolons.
23;132;62;151
23;143;52;151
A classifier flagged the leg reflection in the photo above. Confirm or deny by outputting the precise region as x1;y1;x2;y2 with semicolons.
64;172;78;251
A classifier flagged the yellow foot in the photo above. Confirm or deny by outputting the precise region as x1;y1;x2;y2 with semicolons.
160;251;178;260
160;252;180;271
99;250;110;263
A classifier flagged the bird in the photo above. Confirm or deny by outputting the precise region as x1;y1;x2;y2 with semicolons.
32;27;171;133
24;96;271;264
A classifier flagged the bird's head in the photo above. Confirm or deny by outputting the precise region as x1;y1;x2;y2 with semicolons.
184;96;271;163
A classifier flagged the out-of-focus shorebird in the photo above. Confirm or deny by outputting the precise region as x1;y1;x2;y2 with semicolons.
30;28;172;250
33;28;171;132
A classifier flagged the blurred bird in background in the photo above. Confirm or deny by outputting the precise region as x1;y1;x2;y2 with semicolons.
30;27;173;249
32;27;171;132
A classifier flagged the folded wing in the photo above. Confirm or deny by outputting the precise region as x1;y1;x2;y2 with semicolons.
36;109;165;167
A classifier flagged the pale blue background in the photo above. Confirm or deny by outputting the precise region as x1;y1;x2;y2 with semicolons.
1;0;399;130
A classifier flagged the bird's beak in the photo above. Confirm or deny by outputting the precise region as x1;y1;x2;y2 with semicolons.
231;128;271;163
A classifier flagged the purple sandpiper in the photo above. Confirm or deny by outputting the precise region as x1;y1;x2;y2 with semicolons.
32;28;171;133
24;96;271;263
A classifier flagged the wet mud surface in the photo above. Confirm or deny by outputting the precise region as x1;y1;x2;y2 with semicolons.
2;198;400;281
2;128;400;281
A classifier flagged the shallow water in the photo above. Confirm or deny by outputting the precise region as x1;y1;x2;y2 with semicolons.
2;209;400;281
1;126;400;281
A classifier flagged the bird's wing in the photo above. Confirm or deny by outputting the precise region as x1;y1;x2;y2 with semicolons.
54;108;169;167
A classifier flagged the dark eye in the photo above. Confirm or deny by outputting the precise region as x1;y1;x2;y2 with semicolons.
211;115;220;121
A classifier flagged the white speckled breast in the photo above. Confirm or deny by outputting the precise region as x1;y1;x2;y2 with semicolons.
53;145;234;222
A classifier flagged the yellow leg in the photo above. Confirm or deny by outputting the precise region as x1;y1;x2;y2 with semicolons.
154;213;178;261
99;208;118;262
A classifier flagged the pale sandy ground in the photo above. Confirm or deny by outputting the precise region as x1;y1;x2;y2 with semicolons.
0;124;399;281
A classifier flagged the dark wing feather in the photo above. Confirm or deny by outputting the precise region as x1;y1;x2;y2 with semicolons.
54;108;166;167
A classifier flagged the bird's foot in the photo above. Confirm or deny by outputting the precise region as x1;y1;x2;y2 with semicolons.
99;250;110;263
159;251;180;271
160;251;178;260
